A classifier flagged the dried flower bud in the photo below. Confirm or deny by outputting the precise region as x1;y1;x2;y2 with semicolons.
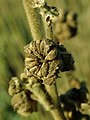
8;77;21;96
54;10;78;43
45;48;58;60
24;39;74;85
60;94;76;118
59;82;89;112
11;91;37;116
24;39;62;85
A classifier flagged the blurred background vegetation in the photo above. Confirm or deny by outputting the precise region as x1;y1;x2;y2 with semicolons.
0;0;90;120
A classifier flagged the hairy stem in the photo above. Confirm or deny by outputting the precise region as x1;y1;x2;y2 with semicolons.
45;81;58;105
25;80;65;120
22;0;45;41
51;107;66;120
45;82;66;120
40;6;53;40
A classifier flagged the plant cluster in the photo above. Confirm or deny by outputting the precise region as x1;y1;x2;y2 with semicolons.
8;0;90;120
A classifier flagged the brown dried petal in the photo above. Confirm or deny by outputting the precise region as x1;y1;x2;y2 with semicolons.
34;66;41;75
25;57;37;63
45;48;58;60
40;40;45;55
36;40;41;54
25;61;39;69
29;66;38;74
37;67;42;77
28;52;37;60
41;62;49;77
29;41;42;59
48;60;60;76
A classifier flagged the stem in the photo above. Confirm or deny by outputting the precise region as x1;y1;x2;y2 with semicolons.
45;81;66;120
40;6;53;40
51;107;66;120
36;87;65;120
45;81;58;105
25;81;65;120
22;1;65;120
22;0;45;41
44;19;53;39
25;82;53;111
34;87;65;120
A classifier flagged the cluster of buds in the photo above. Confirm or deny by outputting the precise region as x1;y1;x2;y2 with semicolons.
8;77;37;116
59;81;90;120
8;38;74;116
24;39;74;85
8;0;87;119
54;10;78;43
